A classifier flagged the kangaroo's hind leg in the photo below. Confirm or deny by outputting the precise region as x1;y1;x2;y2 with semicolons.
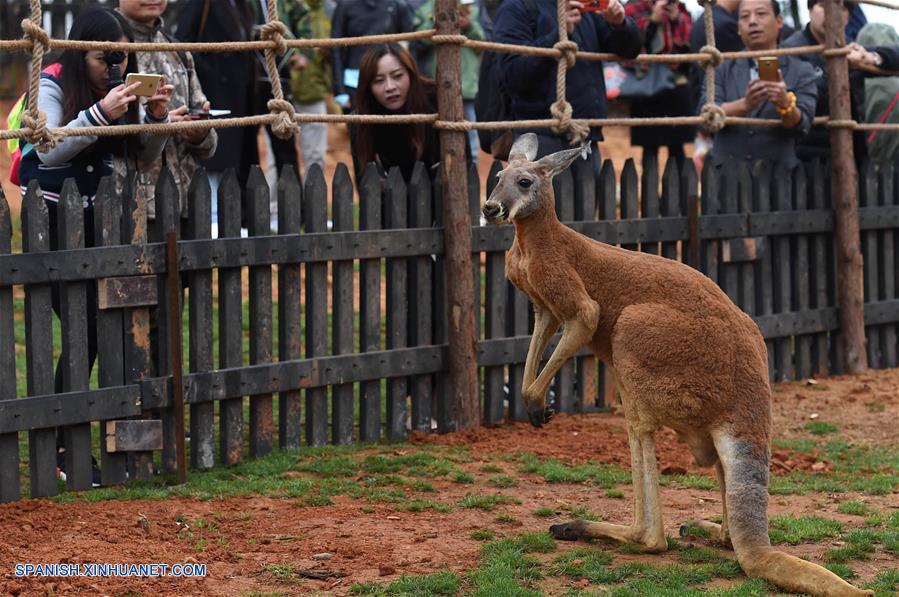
680;461;731;547
550;429;668;553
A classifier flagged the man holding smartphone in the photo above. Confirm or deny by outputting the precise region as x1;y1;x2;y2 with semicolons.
492;0;641;169
700;0;817;169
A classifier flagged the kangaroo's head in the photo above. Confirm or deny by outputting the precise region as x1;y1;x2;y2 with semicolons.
482;133;589;224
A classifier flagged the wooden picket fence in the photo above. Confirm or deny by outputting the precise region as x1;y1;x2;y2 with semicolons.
1;155;898;503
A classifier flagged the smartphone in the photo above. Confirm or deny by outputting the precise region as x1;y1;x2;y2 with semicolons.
188;108;232;120
580;0;609;12
757;57;780;82
125;73;162;97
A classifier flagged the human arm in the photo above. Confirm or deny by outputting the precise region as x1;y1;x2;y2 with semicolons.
596;1;642;59
494;0;561;95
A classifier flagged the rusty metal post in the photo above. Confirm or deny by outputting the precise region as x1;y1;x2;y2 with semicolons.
824;0;867;373
435;0;479;431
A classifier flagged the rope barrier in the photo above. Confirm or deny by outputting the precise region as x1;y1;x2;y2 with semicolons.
1;0;897;151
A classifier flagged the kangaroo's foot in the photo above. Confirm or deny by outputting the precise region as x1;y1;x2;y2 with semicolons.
680;520;732;547
549;520;668;553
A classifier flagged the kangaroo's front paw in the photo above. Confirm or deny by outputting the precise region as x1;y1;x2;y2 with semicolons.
549;520;588;541
527;406;555;428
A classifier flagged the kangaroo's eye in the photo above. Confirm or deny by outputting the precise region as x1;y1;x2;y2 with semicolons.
518;179;532;189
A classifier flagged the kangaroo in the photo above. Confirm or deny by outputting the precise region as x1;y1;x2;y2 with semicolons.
480;133;873;597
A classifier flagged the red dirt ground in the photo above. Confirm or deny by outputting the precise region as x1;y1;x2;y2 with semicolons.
1;368;897;596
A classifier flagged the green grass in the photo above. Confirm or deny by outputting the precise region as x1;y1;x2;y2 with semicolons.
263;563;299;582
488;474;519;488
458;493;518;510
606;488;625;499
805;421;839;435
837;500;872;516
517;454;630;487
349;571;461;596
769;515;843;545
660;474;718;491
452;471;475;484
533;507;555;518
864;569;899;597
470;529;495;541
561;504;601;522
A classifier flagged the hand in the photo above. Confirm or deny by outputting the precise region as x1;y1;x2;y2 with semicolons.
847;43;881;69
99;81;141;121
171;101;211;144
744;78;768;112
763;72;789;108
565;1;583;35
290;53;310;71
665;1;680;20
601;0;626;27
146;77;174;120
651;0;666;23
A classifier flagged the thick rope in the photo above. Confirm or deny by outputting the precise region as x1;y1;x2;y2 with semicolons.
698;0;727;132
550;0;589;145
20;2;61;152
259;1;299;139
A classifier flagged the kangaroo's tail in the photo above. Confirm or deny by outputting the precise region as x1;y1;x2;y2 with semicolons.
714;433;873;597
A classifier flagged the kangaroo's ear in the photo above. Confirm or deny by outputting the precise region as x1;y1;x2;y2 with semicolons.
508;133;539;162
536;142;591;179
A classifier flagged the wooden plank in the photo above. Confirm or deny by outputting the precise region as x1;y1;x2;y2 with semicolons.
752;162;776;381
432;168;449;431
469;164;482;345
57;179;93;491
879;162;897;367
94;178;128;485
151;169;179;474
304;165;329;445
218;169;244;465
860;162;881;369
121;170;154;481
700;161;719;283
620;159;639;252
188;170;215;469
771;162;793;381
660;157;680;262
640;153;660;255
359;164;382;442
0;191;19;502
718;161;740;305
97;276;158;310
331;164;355;444
597;159;618;408
793;164;813;379
807;160;831;375
679;159;699;232
23;183;59;497
0;386;142;434
485;159;510;423
737;162;756;314
247;167;274;458
385;168;409;439
277;166;303;449
407;163;434;432
105;420;163;452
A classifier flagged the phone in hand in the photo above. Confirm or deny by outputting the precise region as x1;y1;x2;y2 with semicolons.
580;0;610;12
125;73;163;97
187;108;232;120
757;57;780;82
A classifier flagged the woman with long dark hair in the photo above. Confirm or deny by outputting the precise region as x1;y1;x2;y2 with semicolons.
18;5;172;202
349;42;440;183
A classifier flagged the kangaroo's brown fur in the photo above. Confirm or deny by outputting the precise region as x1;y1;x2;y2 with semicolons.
480;134;873;597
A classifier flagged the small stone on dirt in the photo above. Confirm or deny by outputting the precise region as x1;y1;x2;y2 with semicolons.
809;412;819;419
574;579;590;588
379;564;396;576
313;552;333;561
386;516;400;521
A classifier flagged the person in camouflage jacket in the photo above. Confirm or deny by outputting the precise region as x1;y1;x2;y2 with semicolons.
118;0;218;220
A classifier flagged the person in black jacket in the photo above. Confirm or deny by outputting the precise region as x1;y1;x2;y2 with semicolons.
348;43;441;184
492;0;641;165
331;0;414;108
782;0;899;164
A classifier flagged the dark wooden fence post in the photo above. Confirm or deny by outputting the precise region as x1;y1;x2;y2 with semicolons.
408;163;435;432
304;165;329;446
22;182;57;497
436;0;479;431
278;166;303;449
824;0;867;373
0;192;18;502
879;163;898;368
359;164;382;442
386;168;409;439
247;167;273;458
331;164;355;444
188;171;215;469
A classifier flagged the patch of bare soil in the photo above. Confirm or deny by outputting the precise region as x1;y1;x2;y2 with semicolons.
0;368;897;596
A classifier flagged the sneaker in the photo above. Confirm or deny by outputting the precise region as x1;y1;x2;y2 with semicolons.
57;448;102;487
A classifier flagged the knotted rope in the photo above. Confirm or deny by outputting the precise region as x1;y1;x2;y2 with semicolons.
259;1;299;139
698;0;727;132
550;1;589;145
20;2;61;152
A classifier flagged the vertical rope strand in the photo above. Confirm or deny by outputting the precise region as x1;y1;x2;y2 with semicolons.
698;0;726;131
20;0;59;151
261;0;299;139
550;0;589;144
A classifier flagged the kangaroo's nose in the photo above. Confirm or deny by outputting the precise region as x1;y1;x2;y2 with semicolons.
482;202;501;220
